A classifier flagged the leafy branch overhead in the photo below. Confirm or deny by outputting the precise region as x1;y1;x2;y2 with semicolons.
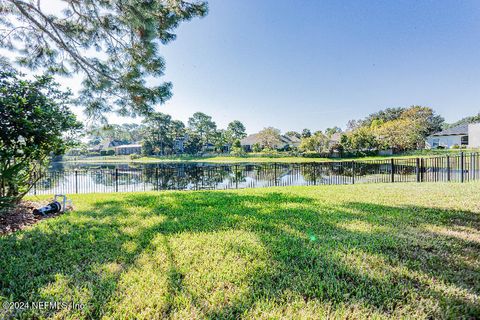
0;0;208;121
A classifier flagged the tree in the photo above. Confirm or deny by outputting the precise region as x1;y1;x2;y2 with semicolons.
446;112;480;129
299;131;329;153
0;71;82;210
342;127;378;151
0;0;208;121
325;127;341;137
257;127;282;149
301;128;312;138
183;133;202;155
230;139;245;156
142;112;173;155
170;120;186;141
400;105;444;136
226;120;247;143
285;131;301;139
373;106;444;151
213;129;229;153
188;112;217;148
362;107;405;127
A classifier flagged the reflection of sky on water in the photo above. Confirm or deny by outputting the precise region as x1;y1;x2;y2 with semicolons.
34;160;470;195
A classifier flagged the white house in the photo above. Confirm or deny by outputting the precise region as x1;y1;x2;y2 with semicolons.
426;122;480;149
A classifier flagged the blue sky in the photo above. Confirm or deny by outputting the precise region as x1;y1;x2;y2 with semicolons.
7;0;480;133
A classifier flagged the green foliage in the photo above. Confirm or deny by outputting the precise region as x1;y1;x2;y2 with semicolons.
299;131;329;153
445;112;480;129
183;134;203;155
285;131;301;139
301;128;312;138
0;71;82;209
142;112;172;155
226;120;247;144
343;106;444;152
1;183;479;318
188;112;217;148
342;127;378;151
0;0;208;121
324;126;342;136
129;153;141;160
100;149;115;156
87;123;144;146
230;146;245;157
257;127;282;149
252;143;262;153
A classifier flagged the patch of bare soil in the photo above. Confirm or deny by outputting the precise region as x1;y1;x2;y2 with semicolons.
0;200;65;235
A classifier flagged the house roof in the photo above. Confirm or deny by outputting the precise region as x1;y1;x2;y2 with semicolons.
241;133;300;146
114;144;142;149
431;124;469;136
240;133;263;146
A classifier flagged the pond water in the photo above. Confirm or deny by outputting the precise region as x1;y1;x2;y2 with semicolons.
28;159;447;195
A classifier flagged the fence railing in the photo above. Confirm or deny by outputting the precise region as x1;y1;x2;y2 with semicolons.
29;152;480;195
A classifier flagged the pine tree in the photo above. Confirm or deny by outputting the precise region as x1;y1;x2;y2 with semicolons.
0;0;208;121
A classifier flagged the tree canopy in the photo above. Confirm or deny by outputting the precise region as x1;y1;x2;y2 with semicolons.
0;0;208;121
342;105;444;152
445;112;480;129
257;127;282;149
0;70;82;209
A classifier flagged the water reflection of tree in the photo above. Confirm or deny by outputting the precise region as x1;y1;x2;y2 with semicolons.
144;165;231;190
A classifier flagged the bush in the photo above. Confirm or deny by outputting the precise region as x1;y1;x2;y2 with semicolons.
130;153;141;160
0;71;82;211
252;143;262;152
230;147;246;157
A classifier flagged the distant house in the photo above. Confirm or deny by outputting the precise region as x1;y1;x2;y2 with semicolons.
114;143;142;155
173;137;187;154
89;139;124;152
240;133;301;151
426;123;480;149
329;132;343;145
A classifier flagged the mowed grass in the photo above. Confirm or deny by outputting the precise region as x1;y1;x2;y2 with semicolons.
63;149;479;164
1;183;479;319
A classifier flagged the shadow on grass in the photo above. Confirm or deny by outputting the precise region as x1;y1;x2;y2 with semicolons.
0;191;479;319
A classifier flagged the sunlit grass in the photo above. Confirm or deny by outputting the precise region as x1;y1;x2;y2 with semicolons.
1;182;479;319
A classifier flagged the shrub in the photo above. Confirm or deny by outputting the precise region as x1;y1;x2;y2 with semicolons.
130;153;141;160
0;71;82;212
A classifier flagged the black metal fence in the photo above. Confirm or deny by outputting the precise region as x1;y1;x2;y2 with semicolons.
29;152;480;195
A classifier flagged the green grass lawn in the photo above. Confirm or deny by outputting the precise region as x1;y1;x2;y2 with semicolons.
1;183;479;319
62;149;477;164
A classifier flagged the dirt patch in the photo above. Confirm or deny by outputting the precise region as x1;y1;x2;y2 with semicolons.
0;200;65;235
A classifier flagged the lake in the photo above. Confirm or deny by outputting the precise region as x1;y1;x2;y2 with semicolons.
27;156;474;195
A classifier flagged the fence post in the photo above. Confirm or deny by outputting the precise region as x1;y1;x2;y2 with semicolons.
390;158;395;183
446;155;450;182
33;171;37;195
274;163;277;186
312;163;317;185
115;168;119;192
415;158;420;182
460;152;464;183
352;161;355;184
75;170;78;194
235;165;238;189
420;158;424;182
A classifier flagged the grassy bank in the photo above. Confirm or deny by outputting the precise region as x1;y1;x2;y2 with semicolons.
1;183;479;319
62;149;477;164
